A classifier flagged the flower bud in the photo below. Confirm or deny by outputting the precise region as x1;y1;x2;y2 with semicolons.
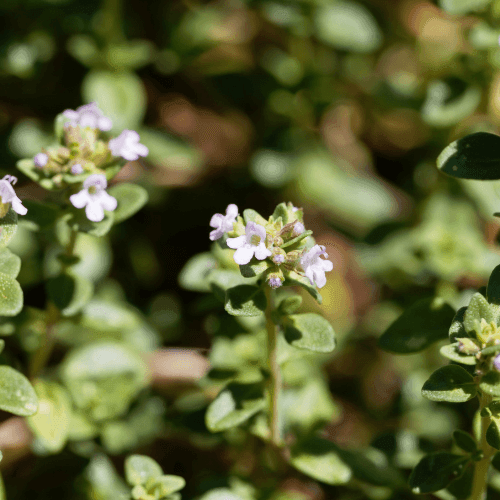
274;236;284;247
272;248;286;265
456;337;480;355
292;222;305;237
494;353;500;372
267;273;283;289
285;250;302;264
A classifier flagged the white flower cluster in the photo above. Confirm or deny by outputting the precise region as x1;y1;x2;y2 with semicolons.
0;175;27;216
30;103;150;223
209;203;333;289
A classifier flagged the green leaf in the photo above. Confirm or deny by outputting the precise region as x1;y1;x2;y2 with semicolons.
453;430;477;453
437;132;500;180
224;285;267;317
205;381;266;432
149;475;186;497
16;159;57;191
61;341;148;421
46;272;93;317
422;80;481;128
449;306;468;342
290;436;352;485
277;295;302;315
26;380;72;453
125;455;163;486
334;447;406;488
0;248;21;279
439;343;476;365
314;1;382;53
239;260;272;278
0;366;38;416
463;293;500;336
378;298;455;353
0;272;23;316
487;265;500;305
421;365;477;402
281;230;313;249
242;209;267;226
283;313;336;353
409;452;470;493
438;0;493;16
272;203;291;225
446;462;474;500
492;452;500;472
82;70;147;131
208;269;248;302
108;183;148;224
487;417;500;450
178;252;217;292
479;371;500;397
284;271;322;304
0;206;18;249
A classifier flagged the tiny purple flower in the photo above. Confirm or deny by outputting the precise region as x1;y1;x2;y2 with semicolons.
0;175;27;215
293;222;305;236
209;204;238;241
69;174;117;222
273;254;285;265
300;244;333;289
34;153;48;168
108;130;149;161
268;276;282;289
227;221;272;265
494;353;500;372
291;205;300;212
63;102;112;131
71;164;84;175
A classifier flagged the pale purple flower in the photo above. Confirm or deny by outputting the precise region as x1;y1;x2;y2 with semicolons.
0;175;27;215
268;276;282;289
34;153;48;168
71;164;83;175
227;221;272;265
300;244;333;289
69;174;117;222
273;254;285;265
293;222;305;236
291;205;300;212
63;102;112;131
494;354;500;372
108;130;149;161
209;204;238;241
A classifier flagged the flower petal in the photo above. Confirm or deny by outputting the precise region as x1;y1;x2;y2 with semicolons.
209;228;224;241
226;235;246;249
210;213;223;228
11;198;27;216
85;200;105;222
313;269;327;289
226;204;238;218
233;246;254;265
254;243;271;261
70;190;90;209
99;192;118;212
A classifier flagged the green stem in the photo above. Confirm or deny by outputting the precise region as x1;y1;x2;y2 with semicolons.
470;393;494;500
29;229;79;379
29;302;60;379
265;287;282;447
97;0;125;44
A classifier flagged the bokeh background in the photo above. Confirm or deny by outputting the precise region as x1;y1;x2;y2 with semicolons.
3;0;500;498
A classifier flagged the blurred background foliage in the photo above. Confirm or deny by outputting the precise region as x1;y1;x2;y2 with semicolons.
4;0;500;498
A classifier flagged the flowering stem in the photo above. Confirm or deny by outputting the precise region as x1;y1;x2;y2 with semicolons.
470;393;494;500
265;286;283;447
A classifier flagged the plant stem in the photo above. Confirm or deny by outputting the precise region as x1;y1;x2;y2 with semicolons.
470;393;494;500
265;286;283;447
29;302;60;379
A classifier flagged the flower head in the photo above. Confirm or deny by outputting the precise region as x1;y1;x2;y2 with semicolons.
71;163;84;175
34;153;48;168
209;204;238;241
108;130;149;161
268;275;283;289
227;221;272;265
0;175;27;215
300;244;333;288
293;221;305;236
69;174;117;222
63;102;112;131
